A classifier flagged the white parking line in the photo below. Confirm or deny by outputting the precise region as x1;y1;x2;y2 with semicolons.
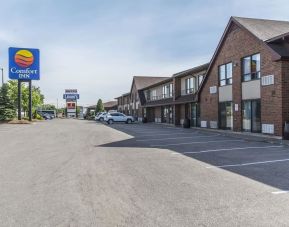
175;146;284;155
271;190;289;195
151;139;243;147
137;132;200;137
136;134;220;142
206;158;289;169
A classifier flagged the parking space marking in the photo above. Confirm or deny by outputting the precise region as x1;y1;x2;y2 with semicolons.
136;132;201;137
136;134;220;142
271;191;289;195
175;146;284;155
150;139;243;147
206;158;289;169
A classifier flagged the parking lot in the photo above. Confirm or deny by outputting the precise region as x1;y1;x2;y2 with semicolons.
104;122;289;194
3;119;289;226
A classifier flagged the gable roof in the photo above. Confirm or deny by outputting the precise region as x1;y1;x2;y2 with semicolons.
198;16;289;95
130;76;170;93
233;16;289;41
115;92;130;100
140;77;173;91
173;63;209;78
103;101;117;108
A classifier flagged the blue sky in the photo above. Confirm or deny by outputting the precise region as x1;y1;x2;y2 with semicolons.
1;0;289;107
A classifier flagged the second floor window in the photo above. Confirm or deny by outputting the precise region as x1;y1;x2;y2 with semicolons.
152;90;157;100
198;75;204;87
185;77;196;94
146;90;151;101
162;83;173;98
242;53;260;82
219;62;232;86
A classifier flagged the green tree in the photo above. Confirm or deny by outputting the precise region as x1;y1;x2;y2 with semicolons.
7;80;44;116
39;104;56;110
95;99;104;114
0;84;16;120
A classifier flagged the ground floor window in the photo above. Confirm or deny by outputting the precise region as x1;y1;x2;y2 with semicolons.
161;106;174;124
219;102;233;129
242;99;261;133
191;103;200;127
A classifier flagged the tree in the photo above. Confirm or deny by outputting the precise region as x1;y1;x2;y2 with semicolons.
95;99;104;114
39;104;56;110
7;80;44;116
0;84;16;120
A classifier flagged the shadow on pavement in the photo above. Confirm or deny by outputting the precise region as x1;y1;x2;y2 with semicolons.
97;123;289;191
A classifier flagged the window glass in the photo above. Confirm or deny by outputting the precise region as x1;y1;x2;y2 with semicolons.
226;63;232;78
169;83;173;96
219;63;232;86
243;57;251;75
191;77;196;92
220;80;226;86
251;54;260;72
198;75;204;86
220;65;226;80
186;78;190;90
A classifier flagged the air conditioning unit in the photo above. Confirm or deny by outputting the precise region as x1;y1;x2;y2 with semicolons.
261;75;274;86
262;124;274;134
201;121;207;128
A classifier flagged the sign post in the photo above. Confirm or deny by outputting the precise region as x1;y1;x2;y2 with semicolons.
63;89;79;118
9;47;40;121
17;80;21;120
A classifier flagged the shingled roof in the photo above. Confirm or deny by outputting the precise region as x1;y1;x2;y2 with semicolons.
233;16;289;41
103;101;117;108
131;76;170;92
198;16;289;95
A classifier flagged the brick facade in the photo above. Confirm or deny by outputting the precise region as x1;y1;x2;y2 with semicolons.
115;17;289;137
199;20;284;136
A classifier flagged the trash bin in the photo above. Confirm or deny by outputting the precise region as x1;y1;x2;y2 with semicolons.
284;122;289;140
183;118;190;128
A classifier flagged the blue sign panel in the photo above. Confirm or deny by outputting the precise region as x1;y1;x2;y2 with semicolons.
63;94;80;100
9;47;40;80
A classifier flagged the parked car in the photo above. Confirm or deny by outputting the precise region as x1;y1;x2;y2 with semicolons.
95;112;107;122
40;113;52;120
105;112;134;124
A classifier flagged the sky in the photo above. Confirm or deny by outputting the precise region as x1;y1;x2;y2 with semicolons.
1;0;289;107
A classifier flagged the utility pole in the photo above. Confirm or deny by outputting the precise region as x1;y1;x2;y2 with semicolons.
56;99;59;118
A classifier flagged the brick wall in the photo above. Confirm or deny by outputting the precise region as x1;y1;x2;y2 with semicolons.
199;21;283;136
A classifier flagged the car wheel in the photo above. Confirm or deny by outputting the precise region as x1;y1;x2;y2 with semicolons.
99;117;104;122
108;119;113;124
127;119;132;124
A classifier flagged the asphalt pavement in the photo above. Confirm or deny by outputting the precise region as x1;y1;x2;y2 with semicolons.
1;119;289;226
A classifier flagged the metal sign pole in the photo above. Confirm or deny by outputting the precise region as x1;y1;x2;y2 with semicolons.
17;80;22;120
29;80;32;121
76;99;78;118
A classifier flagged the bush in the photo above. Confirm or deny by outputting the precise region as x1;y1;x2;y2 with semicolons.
35;113;44;120
0;84;16;121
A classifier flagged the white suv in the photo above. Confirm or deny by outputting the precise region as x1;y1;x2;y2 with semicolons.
105;112;134;124
95;112;107;121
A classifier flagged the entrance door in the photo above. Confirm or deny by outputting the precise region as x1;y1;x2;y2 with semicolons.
242;99;261;132
168;106;173;124
161;106;173;124
191;103;200;127
219;102;233;129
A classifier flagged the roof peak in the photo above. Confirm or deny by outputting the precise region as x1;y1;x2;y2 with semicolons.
232;16;289;23
231;16;289;41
